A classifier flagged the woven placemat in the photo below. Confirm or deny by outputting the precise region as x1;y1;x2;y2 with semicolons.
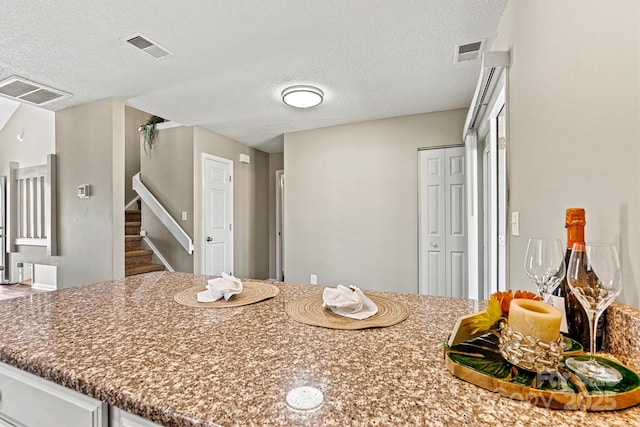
174;281;280;308
285;292;410;330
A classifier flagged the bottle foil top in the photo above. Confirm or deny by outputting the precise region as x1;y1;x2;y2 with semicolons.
565;208;586;227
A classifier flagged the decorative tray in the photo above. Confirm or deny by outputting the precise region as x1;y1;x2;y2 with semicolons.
444;333;640;411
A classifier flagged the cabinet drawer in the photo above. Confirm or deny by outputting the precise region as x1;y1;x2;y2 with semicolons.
0;362;107;427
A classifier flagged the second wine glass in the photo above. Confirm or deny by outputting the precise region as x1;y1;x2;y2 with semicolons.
564;242;623;382
524;238;566;301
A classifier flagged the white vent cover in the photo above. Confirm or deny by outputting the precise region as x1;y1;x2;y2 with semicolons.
454;40;485;63
0;76;70;106
122;33;174;59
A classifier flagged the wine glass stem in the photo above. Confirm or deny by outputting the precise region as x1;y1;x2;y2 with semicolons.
588;310;601;363
539;289;548;303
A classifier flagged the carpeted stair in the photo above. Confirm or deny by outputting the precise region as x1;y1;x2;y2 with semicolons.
125;209;164;276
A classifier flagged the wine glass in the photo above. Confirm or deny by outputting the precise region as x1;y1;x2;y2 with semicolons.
564;242;623;382
524;238;566;301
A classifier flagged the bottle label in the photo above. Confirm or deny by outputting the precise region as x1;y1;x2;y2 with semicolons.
546;294;569;334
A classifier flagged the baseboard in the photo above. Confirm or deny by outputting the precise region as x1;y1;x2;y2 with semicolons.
32;283;56;292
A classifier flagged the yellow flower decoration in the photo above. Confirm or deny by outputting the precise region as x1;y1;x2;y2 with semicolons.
467;295;503;335
463;289;541;336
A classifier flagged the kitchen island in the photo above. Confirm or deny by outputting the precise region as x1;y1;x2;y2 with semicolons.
0;271;638;426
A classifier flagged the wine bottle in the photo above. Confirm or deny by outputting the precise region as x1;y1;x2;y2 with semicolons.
553;208;605;350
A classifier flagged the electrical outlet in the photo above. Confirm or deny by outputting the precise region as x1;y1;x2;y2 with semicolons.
181;211;187;221
310;274;317;285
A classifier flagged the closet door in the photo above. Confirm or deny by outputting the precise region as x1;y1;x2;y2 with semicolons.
418;147;466;297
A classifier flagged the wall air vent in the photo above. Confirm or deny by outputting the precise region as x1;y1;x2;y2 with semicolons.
0;76;71;106
454;40;485;63
122;33;174;59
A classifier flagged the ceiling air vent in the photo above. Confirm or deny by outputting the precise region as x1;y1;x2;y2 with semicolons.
454;40;485;63
122;33;174;59
0;76;70;106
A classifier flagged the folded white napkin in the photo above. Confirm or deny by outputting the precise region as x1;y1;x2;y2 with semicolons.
197;273;243;302
322;285;378;320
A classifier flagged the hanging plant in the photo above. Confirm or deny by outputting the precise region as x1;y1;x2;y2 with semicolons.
138;115;165;156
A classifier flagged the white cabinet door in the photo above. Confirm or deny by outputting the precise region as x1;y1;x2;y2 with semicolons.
0;362;107;427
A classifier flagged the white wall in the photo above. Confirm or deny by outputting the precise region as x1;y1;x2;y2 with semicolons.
0;104;55;174
0;104;56;279
493;0;640;307
284;110;467;293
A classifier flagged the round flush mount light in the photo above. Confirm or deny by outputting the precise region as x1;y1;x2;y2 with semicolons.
281;85;324;108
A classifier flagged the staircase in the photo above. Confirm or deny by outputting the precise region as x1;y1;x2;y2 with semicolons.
125;209;164;276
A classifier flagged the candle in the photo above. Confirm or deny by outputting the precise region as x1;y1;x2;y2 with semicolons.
507;299;562;342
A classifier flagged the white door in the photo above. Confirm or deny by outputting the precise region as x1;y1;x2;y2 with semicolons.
418;146;466;297
275;170;284;281
203;155;233;276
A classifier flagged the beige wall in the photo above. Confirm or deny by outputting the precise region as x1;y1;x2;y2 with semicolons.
138;125;269;278
56;98;125;287
124;107;148;204
140;126;195;273
493;0;640;307
284;110;467;293
268;152;284;279
193;127;269;279
1;99;125;287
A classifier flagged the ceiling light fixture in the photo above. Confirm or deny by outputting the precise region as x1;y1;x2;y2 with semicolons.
281;85;324;108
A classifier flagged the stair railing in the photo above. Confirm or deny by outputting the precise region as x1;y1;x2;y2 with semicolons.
132;172;193;254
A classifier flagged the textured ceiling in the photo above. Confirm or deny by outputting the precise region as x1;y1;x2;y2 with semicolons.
0;1;507;153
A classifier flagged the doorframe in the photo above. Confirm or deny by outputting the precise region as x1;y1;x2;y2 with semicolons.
466;69;508;299
201;153;234;276
275;169;284;281
487;87;507;294
476;82;507;298
0;177;5;282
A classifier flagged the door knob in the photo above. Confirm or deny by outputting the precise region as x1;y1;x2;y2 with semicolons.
206;236;213;242
430;242;438;248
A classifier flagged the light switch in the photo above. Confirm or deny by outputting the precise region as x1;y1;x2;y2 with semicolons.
511;211;520;236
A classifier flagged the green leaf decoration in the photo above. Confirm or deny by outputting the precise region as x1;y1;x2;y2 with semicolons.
449;353;512;379
510;369;536;387
563;335;583;354
446;333;640;411
536;371;578;393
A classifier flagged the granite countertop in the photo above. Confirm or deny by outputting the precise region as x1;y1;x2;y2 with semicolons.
0;271;638;426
